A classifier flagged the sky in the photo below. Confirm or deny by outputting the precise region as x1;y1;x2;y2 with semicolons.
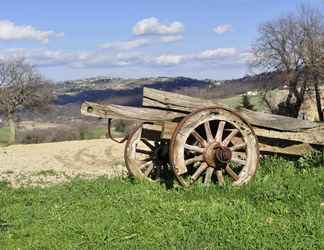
0;0;323;81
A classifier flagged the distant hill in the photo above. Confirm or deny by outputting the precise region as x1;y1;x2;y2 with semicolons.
176;71;285;100
54;72;284;106
54;76;212;106
15;72;285;123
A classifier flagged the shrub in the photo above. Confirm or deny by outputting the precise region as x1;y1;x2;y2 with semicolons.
297;150;324;170
16;127;80;144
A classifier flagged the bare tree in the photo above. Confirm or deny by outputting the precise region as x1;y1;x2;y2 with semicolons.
298;5;324;121
252;5;324;119
252;14;306;117
0;58;54;144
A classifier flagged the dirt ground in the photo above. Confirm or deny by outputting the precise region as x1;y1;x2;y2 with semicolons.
0;139;127;187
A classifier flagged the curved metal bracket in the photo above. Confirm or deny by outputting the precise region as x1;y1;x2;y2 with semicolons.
106;118;128;143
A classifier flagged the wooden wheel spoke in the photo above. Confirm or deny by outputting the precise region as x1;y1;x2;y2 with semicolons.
142;157;152;162
231;158;246;166
191;130;207;146
215;169;224;186
215;121;226;142
139;161;153;170
191;162;208;182
184;144;204;153
230;143;247;151
144;163;154;176
204;167;214;186
185;155;204;165
141;139;155;150
136;149;152;155
204;121;214;142
232;151;247;159
222;129;239;146
154;140;160;148
232;152;247;166
225;165;239;181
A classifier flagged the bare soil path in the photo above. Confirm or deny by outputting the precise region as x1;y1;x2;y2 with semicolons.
0;139;126;187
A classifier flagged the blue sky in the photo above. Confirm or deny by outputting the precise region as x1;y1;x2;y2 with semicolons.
0;0;323;81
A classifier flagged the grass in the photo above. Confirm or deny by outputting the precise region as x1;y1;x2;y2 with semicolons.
80;126;107;140
0;126;110;145
80;126;125;140
221;95;266;111
0;156;323;249
33;170;59;177
0;126;9;145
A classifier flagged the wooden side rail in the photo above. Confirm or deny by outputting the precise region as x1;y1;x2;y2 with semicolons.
142;87;318;132
81;101;184;123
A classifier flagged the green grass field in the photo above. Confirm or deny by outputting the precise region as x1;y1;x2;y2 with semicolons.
221;94;266;111
80;126;107;140
0;126;9;146
0;126;122;144
0;156;323;249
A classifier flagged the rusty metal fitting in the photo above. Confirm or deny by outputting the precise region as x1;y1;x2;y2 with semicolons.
204;142;232;168
214;146;232;164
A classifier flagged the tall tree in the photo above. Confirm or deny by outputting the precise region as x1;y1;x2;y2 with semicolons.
298;5;324;121
252;5;324;119
252;14;306;117
0;58;54;144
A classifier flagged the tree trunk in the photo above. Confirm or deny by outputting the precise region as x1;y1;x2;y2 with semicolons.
7;113;16;144
314;76;323;121
284;77;302;118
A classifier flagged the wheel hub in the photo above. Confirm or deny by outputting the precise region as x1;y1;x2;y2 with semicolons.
203;142;232;168
152;141;169;165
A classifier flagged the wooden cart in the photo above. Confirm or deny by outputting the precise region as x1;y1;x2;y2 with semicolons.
81;87;324;187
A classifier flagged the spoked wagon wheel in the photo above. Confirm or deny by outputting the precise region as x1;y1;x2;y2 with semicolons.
170;107;259;187
124;124;169;182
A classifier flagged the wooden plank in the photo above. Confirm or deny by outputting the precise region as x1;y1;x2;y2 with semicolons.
254;127;324;145
142;87;319;131
81;101;185;122
259;143;315;156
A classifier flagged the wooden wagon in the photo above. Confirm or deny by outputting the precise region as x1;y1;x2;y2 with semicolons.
81;87;324;187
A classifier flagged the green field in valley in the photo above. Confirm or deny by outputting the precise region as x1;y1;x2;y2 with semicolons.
0;155;323;249
221;94;266;112
0;127;9;146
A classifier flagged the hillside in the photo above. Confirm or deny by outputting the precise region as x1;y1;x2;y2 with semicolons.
54;72;283;106
13;72;284;123
54;76;212;106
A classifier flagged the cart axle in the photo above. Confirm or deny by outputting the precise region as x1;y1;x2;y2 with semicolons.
203;142;232;168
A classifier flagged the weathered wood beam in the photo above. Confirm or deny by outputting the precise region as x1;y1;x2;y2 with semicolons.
254;127;324;145
143;121;324;145
143;87;318;131
259;143;315;156
81;101;185;122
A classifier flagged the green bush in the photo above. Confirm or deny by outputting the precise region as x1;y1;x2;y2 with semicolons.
297;150;324;170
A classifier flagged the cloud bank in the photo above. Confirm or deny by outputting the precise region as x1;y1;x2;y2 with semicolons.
0;20;64;43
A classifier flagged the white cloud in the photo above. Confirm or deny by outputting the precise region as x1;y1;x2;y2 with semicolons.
133;17;184;35
151;54;186;65
238;52;256;64
98;38;150;50
160;35;183;43
198;48;237;59
0;46;246;70
0;20;64;43
213;24;232;34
